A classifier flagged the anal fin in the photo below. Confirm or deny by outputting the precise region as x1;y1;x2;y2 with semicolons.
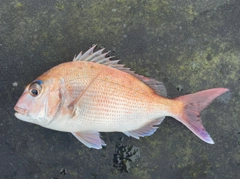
72;131;106;149
123;117;165;139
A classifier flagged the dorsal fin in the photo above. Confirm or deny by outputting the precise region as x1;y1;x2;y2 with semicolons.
73;45;167;97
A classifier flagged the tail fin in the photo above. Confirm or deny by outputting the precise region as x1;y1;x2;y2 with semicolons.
174;88;229;144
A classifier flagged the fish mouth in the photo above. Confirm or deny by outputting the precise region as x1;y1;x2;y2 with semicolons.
14;106;32;122
14;105;27;115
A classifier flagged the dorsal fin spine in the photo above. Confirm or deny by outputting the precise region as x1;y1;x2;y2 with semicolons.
72;45;167;97
79;45;96;61
86;49;105;62
90;52;107;62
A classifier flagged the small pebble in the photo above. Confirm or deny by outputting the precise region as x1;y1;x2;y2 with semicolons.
12;82;18;87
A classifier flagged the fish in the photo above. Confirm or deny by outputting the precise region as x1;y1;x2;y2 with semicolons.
14;45;229;149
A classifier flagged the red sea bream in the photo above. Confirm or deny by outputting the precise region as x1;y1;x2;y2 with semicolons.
14;45;229;149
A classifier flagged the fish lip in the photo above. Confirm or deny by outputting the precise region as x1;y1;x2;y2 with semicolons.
14;105;27;115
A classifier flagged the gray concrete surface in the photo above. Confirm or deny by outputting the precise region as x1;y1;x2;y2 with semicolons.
0;0;239;178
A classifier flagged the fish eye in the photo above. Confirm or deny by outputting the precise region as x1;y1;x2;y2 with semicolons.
29;81;42;97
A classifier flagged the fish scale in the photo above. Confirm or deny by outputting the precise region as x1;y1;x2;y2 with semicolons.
74;75;161;131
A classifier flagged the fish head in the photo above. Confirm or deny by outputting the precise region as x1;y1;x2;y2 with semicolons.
14;77;62;127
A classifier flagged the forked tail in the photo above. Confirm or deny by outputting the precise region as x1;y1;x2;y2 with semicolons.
174;88;229;144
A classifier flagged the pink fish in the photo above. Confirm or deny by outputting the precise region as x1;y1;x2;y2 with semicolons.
14;45;229;149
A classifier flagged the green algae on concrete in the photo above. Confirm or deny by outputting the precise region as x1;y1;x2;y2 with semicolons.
167;47;240;91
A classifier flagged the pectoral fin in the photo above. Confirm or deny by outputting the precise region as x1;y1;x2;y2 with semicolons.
72;131;106;149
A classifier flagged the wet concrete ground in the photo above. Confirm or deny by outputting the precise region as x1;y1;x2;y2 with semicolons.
0;0;240;178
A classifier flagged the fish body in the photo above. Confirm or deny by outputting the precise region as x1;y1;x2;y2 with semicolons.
14;46;229;149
